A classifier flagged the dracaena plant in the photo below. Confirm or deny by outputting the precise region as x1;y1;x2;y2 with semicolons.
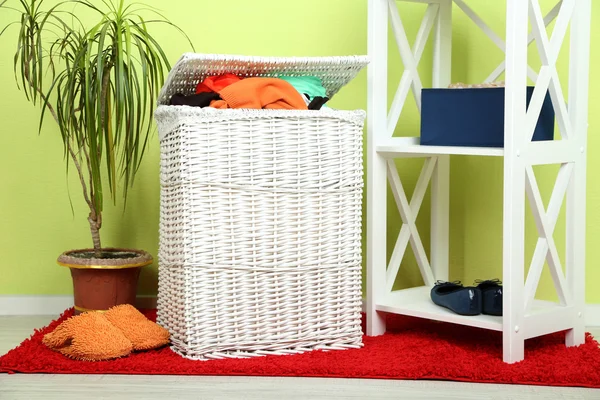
0;0;192;257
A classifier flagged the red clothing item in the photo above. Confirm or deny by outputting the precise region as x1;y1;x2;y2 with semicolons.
196;73;242;94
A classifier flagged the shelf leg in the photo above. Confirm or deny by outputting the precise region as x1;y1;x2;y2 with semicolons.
366;0;388;336
566;162;586;347
431;0;452;283
502;0;528;364
566;0;591;348
431;156;449;282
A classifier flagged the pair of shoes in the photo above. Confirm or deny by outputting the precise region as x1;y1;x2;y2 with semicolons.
42;304;170;361
430;279;502;316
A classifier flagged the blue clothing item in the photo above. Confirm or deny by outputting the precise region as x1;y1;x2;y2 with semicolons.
279;76;327;101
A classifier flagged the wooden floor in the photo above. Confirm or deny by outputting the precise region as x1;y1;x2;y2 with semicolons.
1;316;599;400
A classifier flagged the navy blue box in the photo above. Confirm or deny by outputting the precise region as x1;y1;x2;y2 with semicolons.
420;87;555;147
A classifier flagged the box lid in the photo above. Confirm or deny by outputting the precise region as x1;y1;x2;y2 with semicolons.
157;53;369;105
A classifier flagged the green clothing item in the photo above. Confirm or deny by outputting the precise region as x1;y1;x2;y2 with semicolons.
279;76;327;100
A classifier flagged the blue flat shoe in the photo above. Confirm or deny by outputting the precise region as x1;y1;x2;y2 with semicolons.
475;279;503;316
430;281;482;316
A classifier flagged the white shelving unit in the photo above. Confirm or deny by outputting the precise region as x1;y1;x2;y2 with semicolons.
366;0;591;363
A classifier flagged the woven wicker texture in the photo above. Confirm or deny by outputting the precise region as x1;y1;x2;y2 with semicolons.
157;53;369;106
155;55;366;360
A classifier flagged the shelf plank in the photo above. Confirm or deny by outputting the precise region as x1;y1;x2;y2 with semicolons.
523;301;576;340
377;137;505;157
376;286;576;337
376;286;503;331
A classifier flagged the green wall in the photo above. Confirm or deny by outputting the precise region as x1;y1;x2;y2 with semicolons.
0;1;598;303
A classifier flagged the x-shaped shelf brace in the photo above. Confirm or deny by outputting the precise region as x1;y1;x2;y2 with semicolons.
387;0;439;137
525;163;573;312
523;0;575;312
385;0;577;298
527;0;574;141
387;157;437;290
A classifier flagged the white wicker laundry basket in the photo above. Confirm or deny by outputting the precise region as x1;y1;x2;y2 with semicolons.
154;53;368;360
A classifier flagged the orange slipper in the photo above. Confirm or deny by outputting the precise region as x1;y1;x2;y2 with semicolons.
104;304;170;351
42;312;133;361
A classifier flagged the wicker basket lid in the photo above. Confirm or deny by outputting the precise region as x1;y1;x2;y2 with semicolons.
157;53;370;106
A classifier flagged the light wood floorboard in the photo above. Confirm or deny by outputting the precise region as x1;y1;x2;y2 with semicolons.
1;316;599;400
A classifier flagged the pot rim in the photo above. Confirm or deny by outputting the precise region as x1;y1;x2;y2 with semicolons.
57;247;153;270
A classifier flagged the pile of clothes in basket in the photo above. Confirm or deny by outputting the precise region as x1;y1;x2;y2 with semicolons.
169;74;330;110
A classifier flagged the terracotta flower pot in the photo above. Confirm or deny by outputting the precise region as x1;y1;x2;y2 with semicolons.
57;248;153;315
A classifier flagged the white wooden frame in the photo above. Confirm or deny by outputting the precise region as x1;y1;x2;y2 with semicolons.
366;0;591;363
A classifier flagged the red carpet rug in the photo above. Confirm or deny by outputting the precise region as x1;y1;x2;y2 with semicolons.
1;309;600;388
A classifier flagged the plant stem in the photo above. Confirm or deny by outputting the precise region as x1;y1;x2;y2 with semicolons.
88;212;102;257
68;143;94;212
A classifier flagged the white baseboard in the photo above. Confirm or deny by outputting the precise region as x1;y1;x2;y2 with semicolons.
1;296;599;327
585;304;600;327
0;296;74;316
0;295;157;316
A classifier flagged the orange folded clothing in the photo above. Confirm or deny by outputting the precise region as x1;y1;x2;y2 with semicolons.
210;77;309;110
